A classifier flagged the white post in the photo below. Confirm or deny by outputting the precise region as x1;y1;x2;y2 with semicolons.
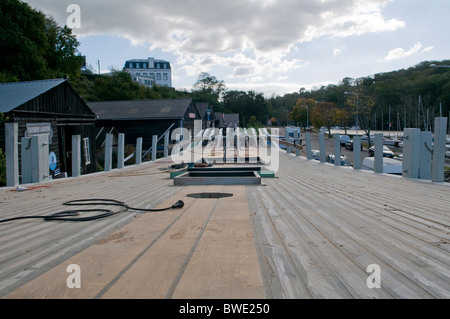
136;138;143;165
104;133;113;172
248;130;258;164
117;133;125;169
236;129;243;163
21;137;32;184
353;136;362;170
318;133;326;163
419;131;432;180
152;135;158;161
432;117;448;183
374;134;384;174
305;133;312;160
334;134;341;166
164;133;170;158
402;128;420;179
226;129;235;163
72;135;81;177
5;123;19;187
295;130;301;157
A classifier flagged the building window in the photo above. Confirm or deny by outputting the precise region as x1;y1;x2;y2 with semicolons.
157;73;161;80
143;63;147;68
150;73;155;78
156;63;160;68
163;73;168;81
83;138;91;165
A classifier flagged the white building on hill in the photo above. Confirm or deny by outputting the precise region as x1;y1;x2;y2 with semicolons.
123;57;172;88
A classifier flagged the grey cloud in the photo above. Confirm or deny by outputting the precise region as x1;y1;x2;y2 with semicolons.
23;0;402;55
233;67;255;77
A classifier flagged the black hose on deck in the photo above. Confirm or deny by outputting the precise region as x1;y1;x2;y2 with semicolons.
0;199;185;223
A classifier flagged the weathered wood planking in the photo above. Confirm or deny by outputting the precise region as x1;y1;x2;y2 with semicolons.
171;185;264;299
0;160;182;297
3;184;265;299
248;153;450;299
1;149;449;299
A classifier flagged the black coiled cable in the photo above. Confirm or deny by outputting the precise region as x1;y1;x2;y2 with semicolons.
0;199;185;223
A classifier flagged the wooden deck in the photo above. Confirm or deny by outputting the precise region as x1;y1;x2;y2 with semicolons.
249;154;450;298
0;153;449;299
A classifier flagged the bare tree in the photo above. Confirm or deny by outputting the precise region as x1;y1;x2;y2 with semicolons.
346;82;377;147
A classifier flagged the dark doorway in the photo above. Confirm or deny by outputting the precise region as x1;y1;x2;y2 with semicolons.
59;125;75;176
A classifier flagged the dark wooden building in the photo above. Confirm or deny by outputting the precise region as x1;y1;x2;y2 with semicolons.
224;113;240;129
195;102;215;129
0;79;97;177
214;112;240;129
88;99;201;150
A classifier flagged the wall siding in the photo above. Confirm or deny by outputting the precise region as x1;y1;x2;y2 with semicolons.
1;81;97;181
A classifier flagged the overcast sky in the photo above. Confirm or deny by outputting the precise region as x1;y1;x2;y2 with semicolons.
24;0;450;97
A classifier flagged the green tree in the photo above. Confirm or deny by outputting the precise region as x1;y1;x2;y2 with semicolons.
45;17;83;79
1;113;9;124
289;98;317;127
267;92;302;125
311;102;339;137
0;0;83;82
92;70;159;101
192;72;227;113
247;116;258;128
193;72;226;97
223;90;268;126
333;109;351;128
0;72;19;83
0;0;49;81
346;80;377;146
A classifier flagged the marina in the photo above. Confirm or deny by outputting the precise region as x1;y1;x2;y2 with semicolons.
2;0;450;304
0;150;449;299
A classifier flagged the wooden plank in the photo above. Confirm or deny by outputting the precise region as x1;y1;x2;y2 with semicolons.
2;146;449;300
247;186;314;299
3;185;265;299
171;186;265;299
248;153;450;299
0;159;183;297
99;186;221;299
3;185;201;299
249;184;379;299
269;178;440;298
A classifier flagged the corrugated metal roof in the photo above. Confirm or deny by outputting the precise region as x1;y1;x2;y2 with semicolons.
0;79;67;113
88;99;194;120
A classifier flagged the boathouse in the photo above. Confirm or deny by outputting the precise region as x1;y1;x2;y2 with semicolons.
0;79;97;178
